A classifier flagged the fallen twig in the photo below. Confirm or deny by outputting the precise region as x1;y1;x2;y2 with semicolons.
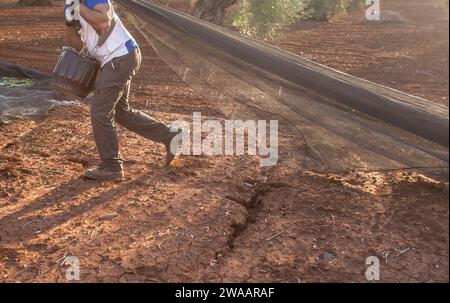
22;219;43;229
395;247;411;257
266;231;284;242
382;251;391;264
55;255;67;264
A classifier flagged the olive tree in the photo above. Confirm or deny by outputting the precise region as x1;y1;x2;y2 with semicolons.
167;0;363;39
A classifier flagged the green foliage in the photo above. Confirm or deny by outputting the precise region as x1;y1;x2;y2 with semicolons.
232;0;304;39
232;0;363;39
300;0;363;21
0;77;36;88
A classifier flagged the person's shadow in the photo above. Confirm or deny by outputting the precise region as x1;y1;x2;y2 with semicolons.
0;169;166;245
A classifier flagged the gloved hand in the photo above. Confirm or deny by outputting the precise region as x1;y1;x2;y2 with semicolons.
64;0;81;27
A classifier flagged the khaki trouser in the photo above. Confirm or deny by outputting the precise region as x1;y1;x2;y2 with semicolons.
91;48;172;171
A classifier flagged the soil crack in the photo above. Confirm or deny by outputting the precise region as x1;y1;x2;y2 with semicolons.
225;182;288;250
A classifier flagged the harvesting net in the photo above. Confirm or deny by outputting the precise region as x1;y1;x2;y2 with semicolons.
0;62;76;124
116;0;448;177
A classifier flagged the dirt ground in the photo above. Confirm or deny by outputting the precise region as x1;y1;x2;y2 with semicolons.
0;2;449;283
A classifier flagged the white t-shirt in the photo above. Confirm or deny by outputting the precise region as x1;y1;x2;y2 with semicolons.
78;0;138;67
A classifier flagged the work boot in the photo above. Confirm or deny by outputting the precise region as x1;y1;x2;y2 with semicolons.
164;128;183;166
83;165;124;181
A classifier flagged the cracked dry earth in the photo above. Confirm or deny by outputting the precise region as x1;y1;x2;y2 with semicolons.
0;4;449;282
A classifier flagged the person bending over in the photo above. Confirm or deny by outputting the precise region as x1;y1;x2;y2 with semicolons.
64;0;179;181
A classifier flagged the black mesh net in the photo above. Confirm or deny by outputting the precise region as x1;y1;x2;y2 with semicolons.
0;62;76;124
116;0;449;177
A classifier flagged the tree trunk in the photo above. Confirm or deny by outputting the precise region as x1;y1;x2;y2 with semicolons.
192;0;236;26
